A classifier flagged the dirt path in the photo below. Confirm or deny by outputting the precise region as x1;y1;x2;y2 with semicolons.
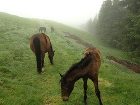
63;31;140;74
63;32;93;47
107;56;140;73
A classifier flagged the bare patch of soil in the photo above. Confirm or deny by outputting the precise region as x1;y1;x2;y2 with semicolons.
106;56;140;73
63;32;93;47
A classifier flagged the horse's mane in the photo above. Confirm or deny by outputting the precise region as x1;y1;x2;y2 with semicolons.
64;54;92;76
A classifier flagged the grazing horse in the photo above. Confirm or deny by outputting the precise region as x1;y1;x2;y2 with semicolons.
60;48;103;105
51;26;54;33
39;27;46;33
30;33;55;73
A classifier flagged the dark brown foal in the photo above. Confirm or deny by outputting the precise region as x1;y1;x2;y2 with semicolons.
60;48;103;105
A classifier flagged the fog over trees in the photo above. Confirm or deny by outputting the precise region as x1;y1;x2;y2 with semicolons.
87;0;140;57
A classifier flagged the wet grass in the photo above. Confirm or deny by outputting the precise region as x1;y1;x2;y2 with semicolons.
0;12;140;105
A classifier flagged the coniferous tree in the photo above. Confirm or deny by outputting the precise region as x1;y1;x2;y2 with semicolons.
86;0;140;57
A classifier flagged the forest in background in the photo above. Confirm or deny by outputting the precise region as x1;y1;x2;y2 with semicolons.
87;0;140;60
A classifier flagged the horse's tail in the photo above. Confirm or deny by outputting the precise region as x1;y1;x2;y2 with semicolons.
33;37;42;73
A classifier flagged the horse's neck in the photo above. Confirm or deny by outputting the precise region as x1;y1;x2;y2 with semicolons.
65;68;86;83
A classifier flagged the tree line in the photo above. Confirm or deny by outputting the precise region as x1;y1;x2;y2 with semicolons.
87;0;140;57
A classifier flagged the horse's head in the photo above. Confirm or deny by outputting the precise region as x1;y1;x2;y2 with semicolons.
48;50;55;64
60;74;74;101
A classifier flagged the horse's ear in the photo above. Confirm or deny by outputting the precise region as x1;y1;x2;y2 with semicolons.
59;73;63;77
87;52;91;55
88;52;90;55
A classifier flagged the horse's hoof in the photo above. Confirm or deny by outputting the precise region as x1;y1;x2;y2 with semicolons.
42;67;45;71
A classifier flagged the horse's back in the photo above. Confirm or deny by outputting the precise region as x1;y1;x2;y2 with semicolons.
30;33;51;53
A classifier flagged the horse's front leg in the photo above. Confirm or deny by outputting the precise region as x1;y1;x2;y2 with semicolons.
83;77;88;105
90;75;103;105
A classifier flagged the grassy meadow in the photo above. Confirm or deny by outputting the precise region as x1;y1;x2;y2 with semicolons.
0;12;140;105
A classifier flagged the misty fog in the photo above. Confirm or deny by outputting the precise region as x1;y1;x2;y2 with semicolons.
0;0;104;27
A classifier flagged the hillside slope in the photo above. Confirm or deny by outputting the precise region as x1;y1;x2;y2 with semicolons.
0;12;140;105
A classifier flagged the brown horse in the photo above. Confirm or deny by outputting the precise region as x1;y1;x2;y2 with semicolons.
60;48;103;105
51;26;54;33
30;33;55;73
39;27;46;33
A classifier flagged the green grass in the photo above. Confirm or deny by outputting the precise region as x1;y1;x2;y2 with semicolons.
0;12;140;105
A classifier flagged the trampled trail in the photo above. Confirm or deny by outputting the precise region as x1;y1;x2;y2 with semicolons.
106;56;140;73
63;31;140;74
63;31;93;47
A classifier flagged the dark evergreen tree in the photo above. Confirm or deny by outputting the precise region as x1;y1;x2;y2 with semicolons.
86;0;140;58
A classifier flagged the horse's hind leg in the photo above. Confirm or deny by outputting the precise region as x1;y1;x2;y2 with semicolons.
83;77;88;105
41;53;45;71
91;75;103;105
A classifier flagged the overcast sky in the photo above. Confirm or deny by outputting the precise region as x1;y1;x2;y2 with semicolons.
0;0;104;25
